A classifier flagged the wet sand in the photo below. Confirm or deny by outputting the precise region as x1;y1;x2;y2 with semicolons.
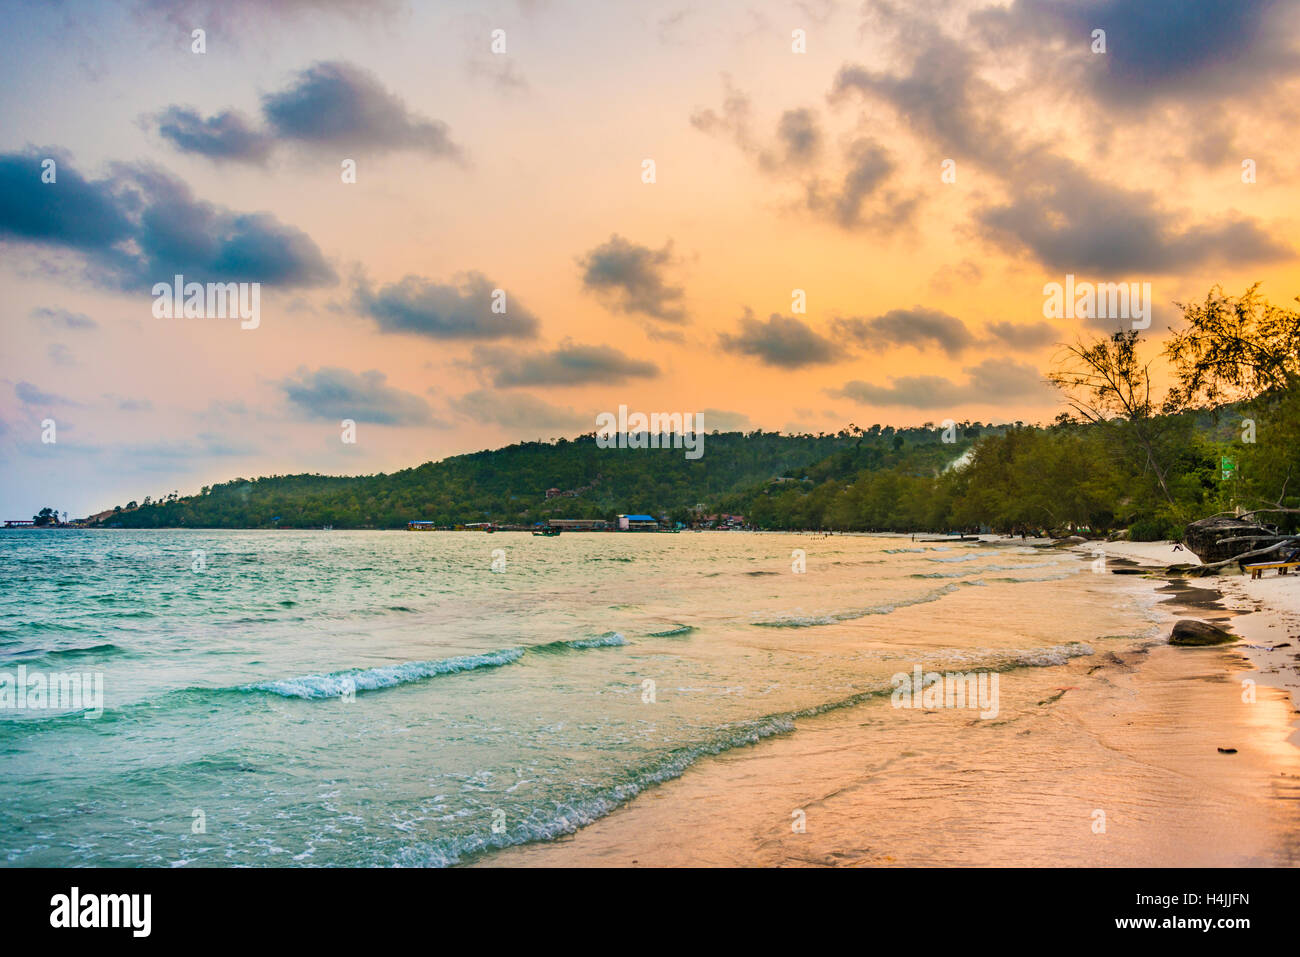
476;540;1300;867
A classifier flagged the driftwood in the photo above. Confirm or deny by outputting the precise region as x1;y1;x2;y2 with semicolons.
1187;537;1299;574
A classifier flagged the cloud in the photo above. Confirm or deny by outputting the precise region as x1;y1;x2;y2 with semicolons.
0;150;134;252
761;108;823;171
578;235;687;322
473;343;659;387
805;137;916;230
832;24;1292;273
263;61;460;157
700;408;753;432
0;149;337;290
448;389;587;432
832;307;976;356
353;272;539;341
31;307;98;330
693;83;915;231
280;367;434;425
828;358;1049;409
151;61;461;162
718;310;839;368
973;0;1300;109
152;107;273;163
984;320;1060;349
15;381;75;406
974;155;1291;273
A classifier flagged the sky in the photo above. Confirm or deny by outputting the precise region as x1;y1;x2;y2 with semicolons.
1;0;1298;519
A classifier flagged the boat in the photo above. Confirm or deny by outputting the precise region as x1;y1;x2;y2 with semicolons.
532;527;562;537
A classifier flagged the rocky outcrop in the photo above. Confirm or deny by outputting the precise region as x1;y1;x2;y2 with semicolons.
1169;619;1236;646
1183;516;1280;564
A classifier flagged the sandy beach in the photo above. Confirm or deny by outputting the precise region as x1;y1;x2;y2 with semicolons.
477;538;1300;867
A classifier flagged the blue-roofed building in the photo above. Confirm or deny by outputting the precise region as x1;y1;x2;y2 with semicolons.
617;514;659;531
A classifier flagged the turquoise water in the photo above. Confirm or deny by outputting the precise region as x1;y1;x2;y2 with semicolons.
0;529;1129;866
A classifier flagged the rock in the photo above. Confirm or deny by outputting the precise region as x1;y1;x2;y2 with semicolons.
1170;619;1237;646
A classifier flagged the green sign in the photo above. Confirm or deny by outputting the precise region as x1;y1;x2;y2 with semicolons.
1221;456;1236;480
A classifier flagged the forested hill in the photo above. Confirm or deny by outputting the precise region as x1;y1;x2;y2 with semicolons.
98;424;992;529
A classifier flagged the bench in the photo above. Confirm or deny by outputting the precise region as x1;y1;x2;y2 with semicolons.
1245;560;1300;580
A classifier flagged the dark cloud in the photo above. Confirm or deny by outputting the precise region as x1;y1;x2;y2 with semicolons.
984;320;1060;349
448;389;586;432
151;61;460;162
832;33;1010;167
280;367;434;425
829;358;1049;409
693;82;915;231
833;22;1292;273
762;108;823;170
804;138;910;229
578;235;686;322
353;273;539;341
0;150;134;251
718;310;839;368
832;307;976;356
262;61;460;157
31;307;98;330
973;0;1300;108
0;149;336;290
152;107;273;163
473;343;659;387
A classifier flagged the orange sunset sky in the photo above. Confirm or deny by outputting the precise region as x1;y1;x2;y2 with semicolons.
2;0;1298;517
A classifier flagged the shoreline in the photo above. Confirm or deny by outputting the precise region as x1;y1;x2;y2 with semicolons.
472;537;1300;867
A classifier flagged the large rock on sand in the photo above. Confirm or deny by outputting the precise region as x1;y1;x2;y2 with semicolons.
1170;619;1236;646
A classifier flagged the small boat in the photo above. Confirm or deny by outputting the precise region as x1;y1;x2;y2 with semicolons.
532;527;561;537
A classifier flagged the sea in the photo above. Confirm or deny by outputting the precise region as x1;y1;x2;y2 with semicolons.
0;529;1159;866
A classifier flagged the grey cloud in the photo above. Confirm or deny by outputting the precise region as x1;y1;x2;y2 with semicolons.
833;23;1291;273
700;408;753;432
263;61;460;157
280;367;434;425
354;273;540;341
152;61;460;162
16;381;75;406
832;307;977;356
152;107;273;162
32;307;98;330
973;0;1300;108
0;149;337;290
579;235;686;322
984;320;1060;349
829;358;1049;409
718;310;839;368
448;389;586;432
474;343;659;387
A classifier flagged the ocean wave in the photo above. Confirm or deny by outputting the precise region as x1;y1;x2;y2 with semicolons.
531;632;628;653
3;642;128;663
752;584;959;627
249;649;527;699
647;624;696;638
399;636;1102;866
